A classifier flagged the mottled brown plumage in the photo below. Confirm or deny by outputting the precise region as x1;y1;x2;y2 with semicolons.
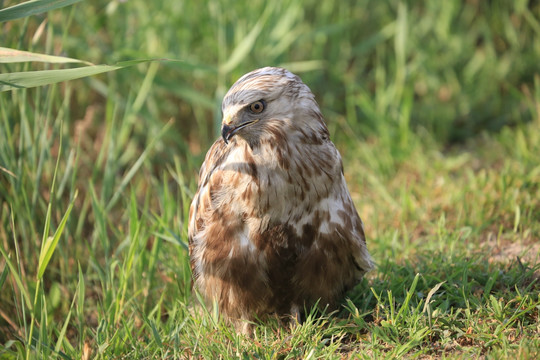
188;67;373;331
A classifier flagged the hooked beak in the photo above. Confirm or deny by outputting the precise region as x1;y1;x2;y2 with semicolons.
221;119;259;144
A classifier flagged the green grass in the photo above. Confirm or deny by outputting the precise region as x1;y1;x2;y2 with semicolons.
1;0;539;358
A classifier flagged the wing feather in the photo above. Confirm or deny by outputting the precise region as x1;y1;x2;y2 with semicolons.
188;138;230;273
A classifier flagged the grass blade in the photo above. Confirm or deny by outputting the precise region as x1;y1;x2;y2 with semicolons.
219;3;273;73
0;210;33;310
396;273;420;319
0;0;83;22
37;190;78;279
77;262;85;319
0;262;9;290
54;308;72;354
105;119;174;211
0;243;32;310
0;47;92;65
422;281;445;314
0;59;164;91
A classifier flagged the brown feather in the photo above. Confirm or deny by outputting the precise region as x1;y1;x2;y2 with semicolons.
188;67;373;331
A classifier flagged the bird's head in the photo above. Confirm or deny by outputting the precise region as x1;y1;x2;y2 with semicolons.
220;67;326;146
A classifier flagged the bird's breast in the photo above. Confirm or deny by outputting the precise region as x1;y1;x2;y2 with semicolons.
218;140;337;222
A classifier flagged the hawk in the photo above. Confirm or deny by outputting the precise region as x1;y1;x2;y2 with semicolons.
188;67;373;331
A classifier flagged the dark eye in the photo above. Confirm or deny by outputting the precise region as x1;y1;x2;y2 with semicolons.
249;100;265;114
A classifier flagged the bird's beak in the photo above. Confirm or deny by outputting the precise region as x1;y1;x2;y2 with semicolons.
221;115;259;144
221;123;235;144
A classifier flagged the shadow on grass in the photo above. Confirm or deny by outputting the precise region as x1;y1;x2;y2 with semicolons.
353;250;539;311
335;250;540;356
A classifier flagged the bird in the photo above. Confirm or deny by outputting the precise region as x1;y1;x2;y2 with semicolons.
188;67;373;332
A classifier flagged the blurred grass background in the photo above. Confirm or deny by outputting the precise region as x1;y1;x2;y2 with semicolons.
1;0;539;358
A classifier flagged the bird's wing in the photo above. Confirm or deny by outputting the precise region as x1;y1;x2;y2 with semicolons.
309;139;374;278
188;138;230;272
337;186;374;278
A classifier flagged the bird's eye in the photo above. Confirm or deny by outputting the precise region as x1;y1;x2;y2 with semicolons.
249;100;265;114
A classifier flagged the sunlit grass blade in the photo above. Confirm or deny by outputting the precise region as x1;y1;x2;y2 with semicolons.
37;190;77;280
422;281;445;314
37;119;65;280
0;0;83;22
395;273;419;320
0;47;92;65
0;59;165;91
